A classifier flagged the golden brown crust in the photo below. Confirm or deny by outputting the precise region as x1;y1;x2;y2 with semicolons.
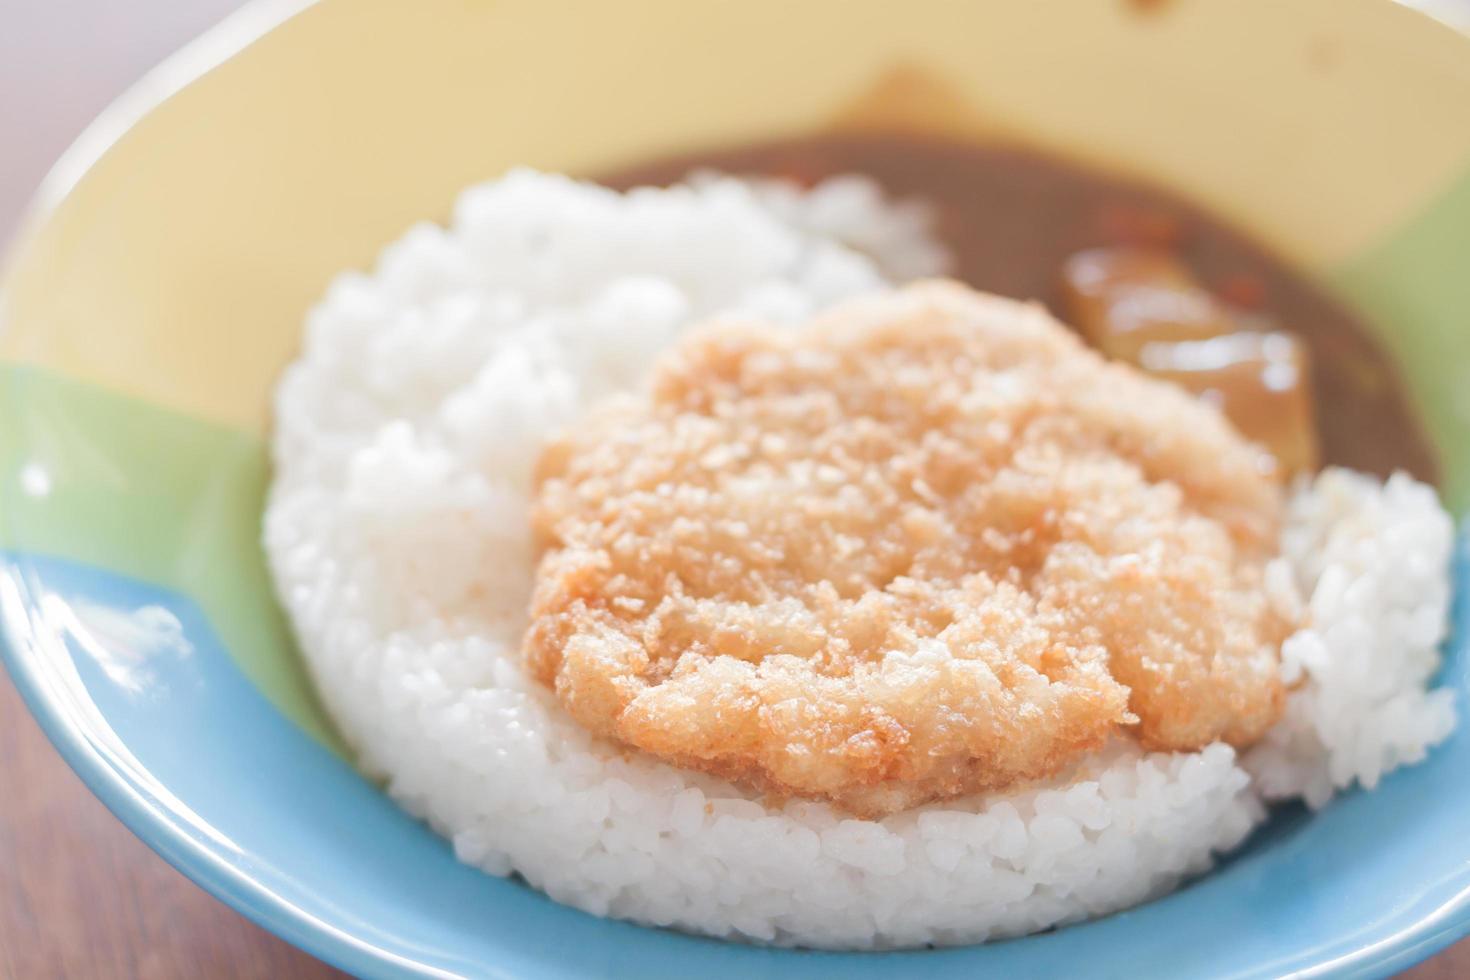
524;282;1287;817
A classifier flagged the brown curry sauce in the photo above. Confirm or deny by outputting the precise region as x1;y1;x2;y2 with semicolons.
605;134;1438;484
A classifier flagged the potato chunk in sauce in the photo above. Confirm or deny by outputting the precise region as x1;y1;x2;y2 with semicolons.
1060;247;1319;477
1060;249;1236;361
1140;332;1318;478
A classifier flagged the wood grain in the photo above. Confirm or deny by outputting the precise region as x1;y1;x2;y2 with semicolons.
0;666;1464;978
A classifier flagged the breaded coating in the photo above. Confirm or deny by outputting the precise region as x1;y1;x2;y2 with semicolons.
524;282;1289;817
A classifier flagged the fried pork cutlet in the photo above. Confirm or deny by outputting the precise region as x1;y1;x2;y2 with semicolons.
524;281;1290;817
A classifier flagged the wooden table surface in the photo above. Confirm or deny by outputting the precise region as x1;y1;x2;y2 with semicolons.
0;665;1465;979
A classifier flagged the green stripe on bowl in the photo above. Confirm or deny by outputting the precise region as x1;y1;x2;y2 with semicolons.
0;363;345;754
1330;164;1470;513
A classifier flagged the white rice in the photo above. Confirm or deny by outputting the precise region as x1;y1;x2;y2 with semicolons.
264;169;1458;949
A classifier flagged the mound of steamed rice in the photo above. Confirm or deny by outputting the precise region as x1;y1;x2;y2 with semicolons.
264;170;1458;948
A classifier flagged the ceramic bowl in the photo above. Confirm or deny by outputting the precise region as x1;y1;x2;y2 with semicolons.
4;1;1470;976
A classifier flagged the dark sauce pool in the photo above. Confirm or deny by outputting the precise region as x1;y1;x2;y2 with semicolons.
604;134;1438;484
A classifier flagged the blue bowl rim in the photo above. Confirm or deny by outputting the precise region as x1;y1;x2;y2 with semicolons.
0;562;441;979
